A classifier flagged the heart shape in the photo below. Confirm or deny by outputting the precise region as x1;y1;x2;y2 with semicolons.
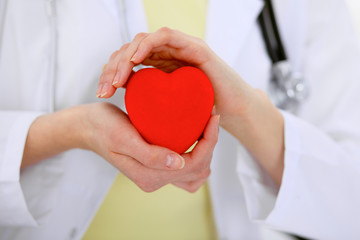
125;66;214;153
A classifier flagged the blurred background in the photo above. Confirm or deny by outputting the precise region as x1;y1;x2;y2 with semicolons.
347;0;360;42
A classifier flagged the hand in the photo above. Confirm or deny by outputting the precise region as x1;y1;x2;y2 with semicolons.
97;27;255;124
83;102;220;192
83;102;185;171
96;28;212;98
22;102;219;192
96;28;285;185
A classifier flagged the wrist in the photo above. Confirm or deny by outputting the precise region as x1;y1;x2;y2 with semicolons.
21;105;91;168
66;104;94;151
75;102;114;155
234;89;285;185
51;105;90;151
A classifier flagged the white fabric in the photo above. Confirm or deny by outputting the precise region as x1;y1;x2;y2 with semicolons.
346;0;360;40
0;111;43;226
0;0;360;239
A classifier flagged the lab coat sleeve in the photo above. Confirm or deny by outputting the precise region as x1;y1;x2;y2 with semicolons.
267;110;360;240
237;0;360;239
0;111;44;226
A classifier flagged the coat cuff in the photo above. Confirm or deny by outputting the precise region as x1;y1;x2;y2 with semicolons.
236;110;300;223
0;111;44;226
265;110;301;224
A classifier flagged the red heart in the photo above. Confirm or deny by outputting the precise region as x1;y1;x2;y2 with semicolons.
125;66;214;153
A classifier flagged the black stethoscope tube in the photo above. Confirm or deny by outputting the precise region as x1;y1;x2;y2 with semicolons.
258;0;287;63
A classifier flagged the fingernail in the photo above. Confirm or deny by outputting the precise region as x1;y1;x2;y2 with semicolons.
130;51;139;63
166;154;185;169
112;71;121;86
215;115;220;131
96;84;103;98
100;83;109;98
211;105;217;115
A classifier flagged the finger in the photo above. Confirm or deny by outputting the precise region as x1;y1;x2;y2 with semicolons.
190;115;220;160
131;142;186;171
141;58;187;73
112;32;149;88
97;51;120;98
109;152;166;192
211;105;217;115
121;70;135;89
97;43;130;98
111;111;186;171
172;179;208;193
96;74;117;98
130;27;206;66
118;118;186;170
171;165;211;183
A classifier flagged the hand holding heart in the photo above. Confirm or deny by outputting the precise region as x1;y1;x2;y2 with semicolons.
99;27;285;187
22;101;219;193
21;29;284;195
97;28;223;192
83;102;219;193
98;27;255;123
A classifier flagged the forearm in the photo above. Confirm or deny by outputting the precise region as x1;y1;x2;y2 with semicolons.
202;54;285;185
227;90;284;186
21;105;88;169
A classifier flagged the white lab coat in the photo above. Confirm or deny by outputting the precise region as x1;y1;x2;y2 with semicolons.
0;0;360;239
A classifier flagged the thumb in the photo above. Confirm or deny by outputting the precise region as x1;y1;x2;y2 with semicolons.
121;117;186;170
190;115;220;159
130;142;186;170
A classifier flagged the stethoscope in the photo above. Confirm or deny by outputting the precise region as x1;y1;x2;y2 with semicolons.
258;0;308;112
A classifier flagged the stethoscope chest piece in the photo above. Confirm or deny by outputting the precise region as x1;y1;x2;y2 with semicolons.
268;60;308;112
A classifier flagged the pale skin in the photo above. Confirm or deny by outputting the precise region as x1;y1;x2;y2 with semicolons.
23;27;284;193
98;28;285;186
22;103;219;192
22;68;220;193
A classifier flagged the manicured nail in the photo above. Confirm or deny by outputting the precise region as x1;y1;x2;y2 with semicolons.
166;153;185;169
96;84;103;98
112;71;121;86
100;83;109;98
